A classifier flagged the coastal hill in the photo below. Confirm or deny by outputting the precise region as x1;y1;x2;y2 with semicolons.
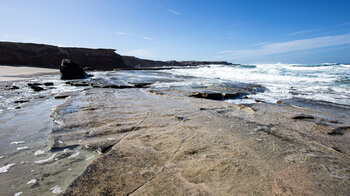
0;41;236;70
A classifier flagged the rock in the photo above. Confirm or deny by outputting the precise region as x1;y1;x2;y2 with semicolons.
27;83;45;92
190;91;242;101
44;82;54;86
54;95;70;99
292;114;315;120
190;91;223;100
222;92;241;99
328;126;350;136
60;59;88;80
128;82;153;88
14;100;29;103
5;85;19;90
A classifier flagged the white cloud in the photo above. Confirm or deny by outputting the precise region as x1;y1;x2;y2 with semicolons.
287;29;318;36
158;4;180;15
115;32;125;36
142;36;153;40
217;33;350;59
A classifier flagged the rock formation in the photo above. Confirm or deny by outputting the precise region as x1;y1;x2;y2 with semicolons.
60;59;88;80
0;41;128;70
0;41;237;71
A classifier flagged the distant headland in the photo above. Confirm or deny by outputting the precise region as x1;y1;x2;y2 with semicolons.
0;41;237;71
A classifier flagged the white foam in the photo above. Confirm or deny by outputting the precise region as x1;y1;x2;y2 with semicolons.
34;150;45;156
0;156;4;159
51;186;62;194
163;63;350;105
34;153;56;164
0;163;15;173
27;179;37;185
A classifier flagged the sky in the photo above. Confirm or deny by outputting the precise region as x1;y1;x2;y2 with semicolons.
0;0;350;64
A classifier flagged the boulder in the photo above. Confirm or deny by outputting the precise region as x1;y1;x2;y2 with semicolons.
60;59;88;80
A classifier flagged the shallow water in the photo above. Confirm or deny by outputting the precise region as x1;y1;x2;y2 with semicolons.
0;97;96;195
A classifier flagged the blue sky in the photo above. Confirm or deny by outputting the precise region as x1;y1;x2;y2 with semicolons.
0;0;350;64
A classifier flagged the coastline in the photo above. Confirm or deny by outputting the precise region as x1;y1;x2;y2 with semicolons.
0;68;349;195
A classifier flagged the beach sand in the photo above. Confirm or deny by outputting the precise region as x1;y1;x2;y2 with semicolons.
0;65;58;82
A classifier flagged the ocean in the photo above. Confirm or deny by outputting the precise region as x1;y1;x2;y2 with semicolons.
1;63;350;114
163;63;350;105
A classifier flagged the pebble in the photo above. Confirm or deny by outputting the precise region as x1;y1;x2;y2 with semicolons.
34;150;45;156
10;141;25;145
0;163;16;173
17;147;29;151
27;179;37;185
14;192;23;196
68;151;80;159
51;186;62;194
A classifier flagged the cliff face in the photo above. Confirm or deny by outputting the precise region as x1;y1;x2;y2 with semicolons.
122;55;237;68
0;41;128;70
0;41;236;70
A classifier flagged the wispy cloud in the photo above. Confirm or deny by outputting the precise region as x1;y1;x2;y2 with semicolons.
158;4;180;15
339;22;350;26
287;29;318;36
115;32;125;36
142;36;153;40
0;6;20;13
217;33;350;59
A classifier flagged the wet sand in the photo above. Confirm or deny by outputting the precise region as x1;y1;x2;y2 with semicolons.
0;65;58;81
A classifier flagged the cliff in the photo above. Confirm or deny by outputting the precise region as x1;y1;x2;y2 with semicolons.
0;41;128;70
0;41;236;70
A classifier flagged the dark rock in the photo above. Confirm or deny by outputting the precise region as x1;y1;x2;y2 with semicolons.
27;83;45;92
174;116;185;121
14;100;29;103
332;146;342;152
60;59;88;80
43;82;54;86
27;83;42;86
102;85;134;89
190;91;223;100
129;82;153;88
7;85;19;90
190;91;243;101
292;115;315;120
87;74;94;77
328;126;350;136
31;86;45;92
222;92;241;99
55;95;70;99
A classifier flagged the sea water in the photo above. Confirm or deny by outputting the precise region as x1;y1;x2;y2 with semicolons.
164;63;350;105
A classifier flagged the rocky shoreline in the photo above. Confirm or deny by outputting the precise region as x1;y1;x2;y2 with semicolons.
1;68;350;195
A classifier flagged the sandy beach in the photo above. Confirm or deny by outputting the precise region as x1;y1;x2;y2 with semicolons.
0;65;58;82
